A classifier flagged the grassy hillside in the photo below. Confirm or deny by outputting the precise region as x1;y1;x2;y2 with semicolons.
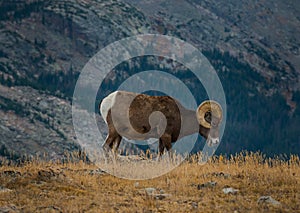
0;152;299;212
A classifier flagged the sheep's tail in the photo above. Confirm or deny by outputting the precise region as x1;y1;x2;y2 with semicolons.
98;99;103;115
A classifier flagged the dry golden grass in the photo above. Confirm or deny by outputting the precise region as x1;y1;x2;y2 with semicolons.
0;152;299;212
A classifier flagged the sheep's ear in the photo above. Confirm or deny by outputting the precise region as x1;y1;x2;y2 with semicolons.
196;101;222;128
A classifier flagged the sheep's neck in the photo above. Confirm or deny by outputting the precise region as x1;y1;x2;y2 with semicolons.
178;110;200;139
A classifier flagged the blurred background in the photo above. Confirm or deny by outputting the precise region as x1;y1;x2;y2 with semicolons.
0;0;299;162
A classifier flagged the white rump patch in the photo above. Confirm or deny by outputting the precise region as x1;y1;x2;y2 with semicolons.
100;91;118;123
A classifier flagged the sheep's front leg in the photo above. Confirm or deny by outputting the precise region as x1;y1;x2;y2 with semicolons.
158;134;172;156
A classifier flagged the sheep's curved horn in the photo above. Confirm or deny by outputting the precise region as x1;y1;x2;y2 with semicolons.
196;100;222;128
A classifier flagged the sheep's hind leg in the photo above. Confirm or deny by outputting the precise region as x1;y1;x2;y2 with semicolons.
102;135;115;157
112;135;122;154
104;136;122;159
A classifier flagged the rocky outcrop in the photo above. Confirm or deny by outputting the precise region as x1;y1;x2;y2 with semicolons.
0;85;78;161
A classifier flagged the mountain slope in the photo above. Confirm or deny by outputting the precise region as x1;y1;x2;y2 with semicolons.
0;0;149;160
0;0;299;160
123;0;300;155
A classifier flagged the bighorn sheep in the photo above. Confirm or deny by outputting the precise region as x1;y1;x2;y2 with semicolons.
100;91;222;155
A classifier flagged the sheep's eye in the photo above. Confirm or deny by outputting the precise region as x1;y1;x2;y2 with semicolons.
204;111;212;124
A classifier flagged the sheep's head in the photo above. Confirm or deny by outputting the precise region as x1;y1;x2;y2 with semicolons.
196;101;223;146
